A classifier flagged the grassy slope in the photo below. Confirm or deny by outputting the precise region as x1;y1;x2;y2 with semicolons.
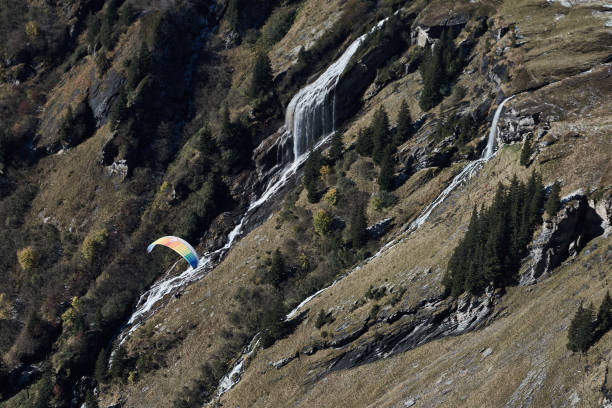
100;0;612;406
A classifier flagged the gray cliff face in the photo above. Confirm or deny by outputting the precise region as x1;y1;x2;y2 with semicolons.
520;195;605;285
326;287;498;373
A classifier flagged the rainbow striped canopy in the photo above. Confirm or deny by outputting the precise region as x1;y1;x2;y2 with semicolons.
147;236;199;269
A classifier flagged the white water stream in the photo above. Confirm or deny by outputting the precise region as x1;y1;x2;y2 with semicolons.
285;95;515;319
115;12;391;358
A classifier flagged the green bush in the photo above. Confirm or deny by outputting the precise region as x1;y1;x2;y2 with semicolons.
365;285;387;300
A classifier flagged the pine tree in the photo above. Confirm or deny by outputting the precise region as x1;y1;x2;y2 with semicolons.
377;146;394;191
328;132;343;162
394;100;412;146
520;137;532;166
419;42;444;111
126;42;151;91
445;173;546;296
303;150;322;203
110;345;128;380
567;303;595;353
356;127;374;157
95;348;107;383
249;52;274;98
598;291;612;333
349;203;367;249
265;249;286;288
109;86;128;129
59;106;74;143
545;182;561;217
371;106;391;164
196;124;216;155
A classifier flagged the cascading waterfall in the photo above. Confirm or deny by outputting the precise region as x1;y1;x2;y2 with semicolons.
285;95;515;319
114;12;392;358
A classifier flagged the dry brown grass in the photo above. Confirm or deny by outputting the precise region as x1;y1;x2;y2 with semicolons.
100;0;612;406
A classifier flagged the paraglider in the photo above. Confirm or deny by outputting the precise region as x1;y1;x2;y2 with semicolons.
147;236;199;269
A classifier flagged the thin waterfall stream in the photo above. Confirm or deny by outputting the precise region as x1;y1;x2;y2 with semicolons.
112;15;392;359
209;95;516;403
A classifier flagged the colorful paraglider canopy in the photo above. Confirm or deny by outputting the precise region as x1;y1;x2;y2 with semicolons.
147;236;199;269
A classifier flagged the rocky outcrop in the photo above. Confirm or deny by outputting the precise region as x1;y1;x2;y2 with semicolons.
520;195;604;285
367;218;394;240
498;108;549;145
89;68;123;128
590;191;612;237
104;160;128;180
327;288;497;372
253;128;293;175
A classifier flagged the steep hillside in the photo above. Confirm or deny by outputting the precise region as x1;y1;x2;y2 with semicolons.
0;0;611;407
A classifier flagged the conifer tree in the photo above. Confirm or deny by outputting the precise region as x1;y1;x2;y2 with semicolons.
196;124;216;155
520;136;532;166
349;203;367;249
110;345;128;380
378;146;394;191
126;42;151;91
419;42;444;111
597;291;612;333
356;127;374;157
95;349;107;383
109;87;128;129
567;303;595;353
393;100;412;146
265;249;286;288
444;173;546;296
545;182;561;217
371;106;391;164
303;150;322;203
249;52;274;98
328;132;343;162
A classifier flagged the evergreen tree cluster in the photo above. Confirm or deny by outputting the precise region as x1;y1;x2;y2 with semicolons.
87;0;136;53
356;103;413;191
567;292;612;353
419;29;467;111
443;172;545;296
249;52;274;98
217;107;253;169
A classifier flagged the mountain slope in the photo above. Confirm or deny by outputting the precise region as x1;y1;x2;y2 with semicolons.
1;0;611;407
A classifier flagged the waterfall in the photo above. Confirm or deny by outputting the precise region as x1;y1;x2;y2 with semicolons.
114;15;393;351
283;15;391;161
285;95;515;319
